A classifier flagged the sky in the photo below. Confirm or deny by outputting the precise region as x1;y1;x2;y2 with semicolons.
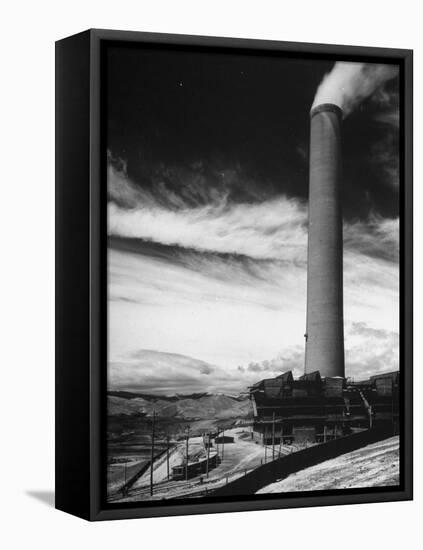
106;44;400;395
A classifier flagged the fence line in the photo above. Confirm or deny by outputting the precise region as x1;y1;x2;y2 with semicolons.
116;446;172;496
211;426;395;497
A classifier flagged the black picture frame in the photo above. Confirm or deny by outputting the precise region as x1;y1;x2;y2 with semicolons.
55;28;413;521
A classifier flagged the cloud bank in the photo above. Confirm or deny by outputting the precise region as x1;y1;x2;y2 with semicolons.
108;159;398;266
109;348;305;394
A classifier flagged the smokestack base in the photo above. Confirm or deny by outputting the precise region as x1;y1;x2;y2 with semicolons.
310;103;343;119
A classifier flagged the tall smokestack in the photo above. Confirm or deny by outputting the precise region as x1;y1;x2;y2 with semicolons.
305;103;345;378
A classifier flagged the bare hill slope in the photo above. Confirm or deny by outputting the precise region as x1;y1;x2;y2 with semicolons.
108;392;252;420
257;436;399;494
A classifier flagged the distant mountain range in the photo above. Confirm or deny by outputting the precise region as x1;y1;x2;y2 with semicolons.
107;391;252;421
108;349;258;397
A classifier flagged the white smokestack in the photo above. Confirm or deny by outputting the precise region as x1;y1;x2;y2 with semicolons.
311;62;398;116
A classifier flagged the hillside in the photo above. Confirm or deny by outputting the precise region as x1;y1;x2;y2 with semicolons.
257;436;399;494
107;392;252;421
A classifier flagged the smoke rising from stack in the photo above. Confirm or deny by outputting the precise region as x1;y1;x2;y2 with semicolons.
311;62;398;116
305;61;398;378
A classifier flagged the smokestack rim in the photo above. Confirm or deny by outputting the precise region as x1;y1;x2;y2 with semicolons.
310;103;343;119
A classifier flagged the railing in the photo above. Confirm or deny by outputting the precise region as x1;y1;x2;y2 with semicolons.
116;446;171;496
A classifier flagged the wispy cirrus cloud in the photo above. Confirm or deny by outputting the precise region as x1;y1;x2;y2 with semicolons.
108;151;269;210
107;155;399;392
108;198;308;263
108;152;307;263
344;215;399;263
108;157;399;267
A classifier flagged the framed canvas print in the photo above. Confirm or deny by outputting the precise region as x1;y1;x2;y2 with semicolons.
55;29;413;521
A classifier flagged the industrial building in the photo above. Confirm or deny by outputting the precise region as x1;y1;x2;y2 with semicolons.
172;450;219;481
249;370;399;445
215;435;234;444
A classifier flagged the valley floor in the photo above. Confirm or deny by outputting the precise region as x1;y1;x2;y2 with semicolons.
109;427;287;502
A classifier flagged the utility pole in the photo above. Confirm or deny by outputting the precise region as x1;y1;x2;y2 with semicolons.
166;434;170;481
222;428;225;460
150;409;156;497
392;393;395;435
278;421;283;458
264;424;268;464
206;433;211;478
272;412;275;461
185;426;190;481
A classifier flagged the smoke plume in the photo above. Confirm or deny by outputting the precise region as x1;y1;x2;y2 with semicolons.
312;62;398;116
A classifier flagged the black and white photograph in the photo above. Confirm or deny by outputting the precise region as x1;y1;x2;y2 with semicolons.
105;44;403;504
2;0;419;544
